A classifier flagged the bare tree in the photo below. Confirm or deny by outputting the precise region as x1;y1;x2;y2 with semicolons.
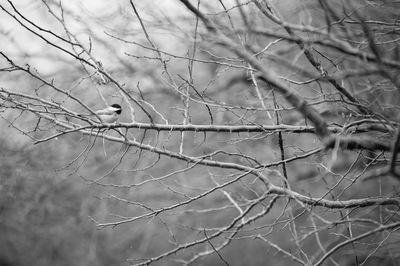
1;0;400;265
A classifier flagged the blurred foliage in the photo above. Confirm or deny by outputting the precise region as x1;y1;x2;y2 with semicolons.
0;139;118;265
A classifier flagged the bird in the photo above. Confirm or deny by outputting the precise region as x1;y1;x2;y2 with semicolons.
79;104;122;123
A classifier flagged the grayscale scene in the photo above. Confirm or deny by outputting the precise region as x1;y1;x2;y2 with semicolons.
1;0;400;265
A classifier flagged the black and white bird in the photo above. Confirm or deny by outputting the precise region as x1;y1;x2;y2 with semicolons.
80;104;122;123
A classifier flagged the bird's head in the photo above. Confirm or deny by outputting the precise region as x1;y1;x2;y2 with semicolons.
110;104;122;114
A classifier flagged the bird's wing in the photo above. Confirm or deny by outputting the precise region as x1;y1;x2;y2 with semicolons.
95;107;114;115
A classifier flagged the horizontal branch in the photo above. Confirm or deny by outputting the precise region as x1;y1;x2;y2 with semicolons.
29;115;393;152
324;135;391;152
75;122;392;152
271;185;400;208
89;121;326;133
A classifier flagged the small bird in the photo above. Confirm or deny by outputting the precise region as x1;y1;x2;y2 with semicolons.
80;104;122;123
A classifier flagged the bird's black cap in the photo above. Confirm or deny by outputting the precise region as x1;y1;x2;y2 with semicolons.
111;104;122;109
111;104;122;114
